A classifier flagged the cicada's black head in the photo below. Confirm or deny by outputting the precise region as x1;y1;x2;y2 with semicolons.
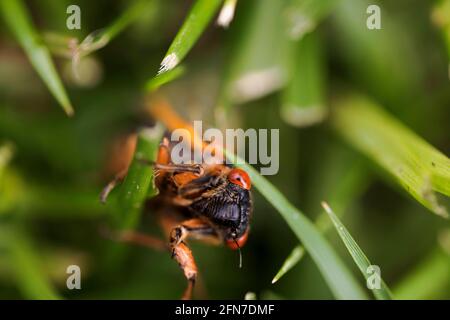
188;168;253;247
221;182;252;240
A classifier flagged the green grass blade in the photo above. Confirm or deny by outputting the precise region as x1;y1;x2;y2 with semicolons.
145;65;186;92
322;202;393;300
8;228;61;299
271;245;304;284
103;0;153;40
223;0;287;104
0;144;21;214
158;0;223;74
333;92;450;217
103;125;163;268
286;0;340;40
0;0;74;116
432;0;450;79
226;152;368;299
215;0;288;125
260;290;285;300
393;248;449;299
113;126;164;230
272;148;370;284
281;31;327;127
217;0;238;28
0;143;14;177
76;0;154;58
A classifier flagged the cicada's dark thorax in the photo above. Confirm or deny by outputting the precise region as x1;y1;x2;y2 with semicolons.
188;182;252;240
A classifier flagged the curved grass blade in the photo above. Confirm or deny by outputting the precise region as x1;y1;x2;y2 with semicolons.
158;0;223;74
322;202;393;300
271;149;369;284
333;92;450;218
232;156;368;299
0;0;74;116
271;245;304;284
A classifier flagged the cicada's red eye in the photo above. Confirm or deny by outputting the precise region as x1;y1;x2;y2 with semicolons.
226;232;249;250
228;168;251;190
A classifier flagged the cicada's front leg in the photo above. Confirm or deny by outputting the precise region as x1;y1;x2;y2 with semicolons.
159;216;221;300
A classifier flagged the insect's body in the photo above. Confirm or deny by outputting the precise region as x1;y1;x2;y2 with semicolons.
153;137;252;250
100;100;254;299
105;136;252;299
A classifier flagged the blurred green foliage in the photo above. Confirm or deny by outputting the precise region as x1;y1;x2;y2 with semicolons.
0;0;449;299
